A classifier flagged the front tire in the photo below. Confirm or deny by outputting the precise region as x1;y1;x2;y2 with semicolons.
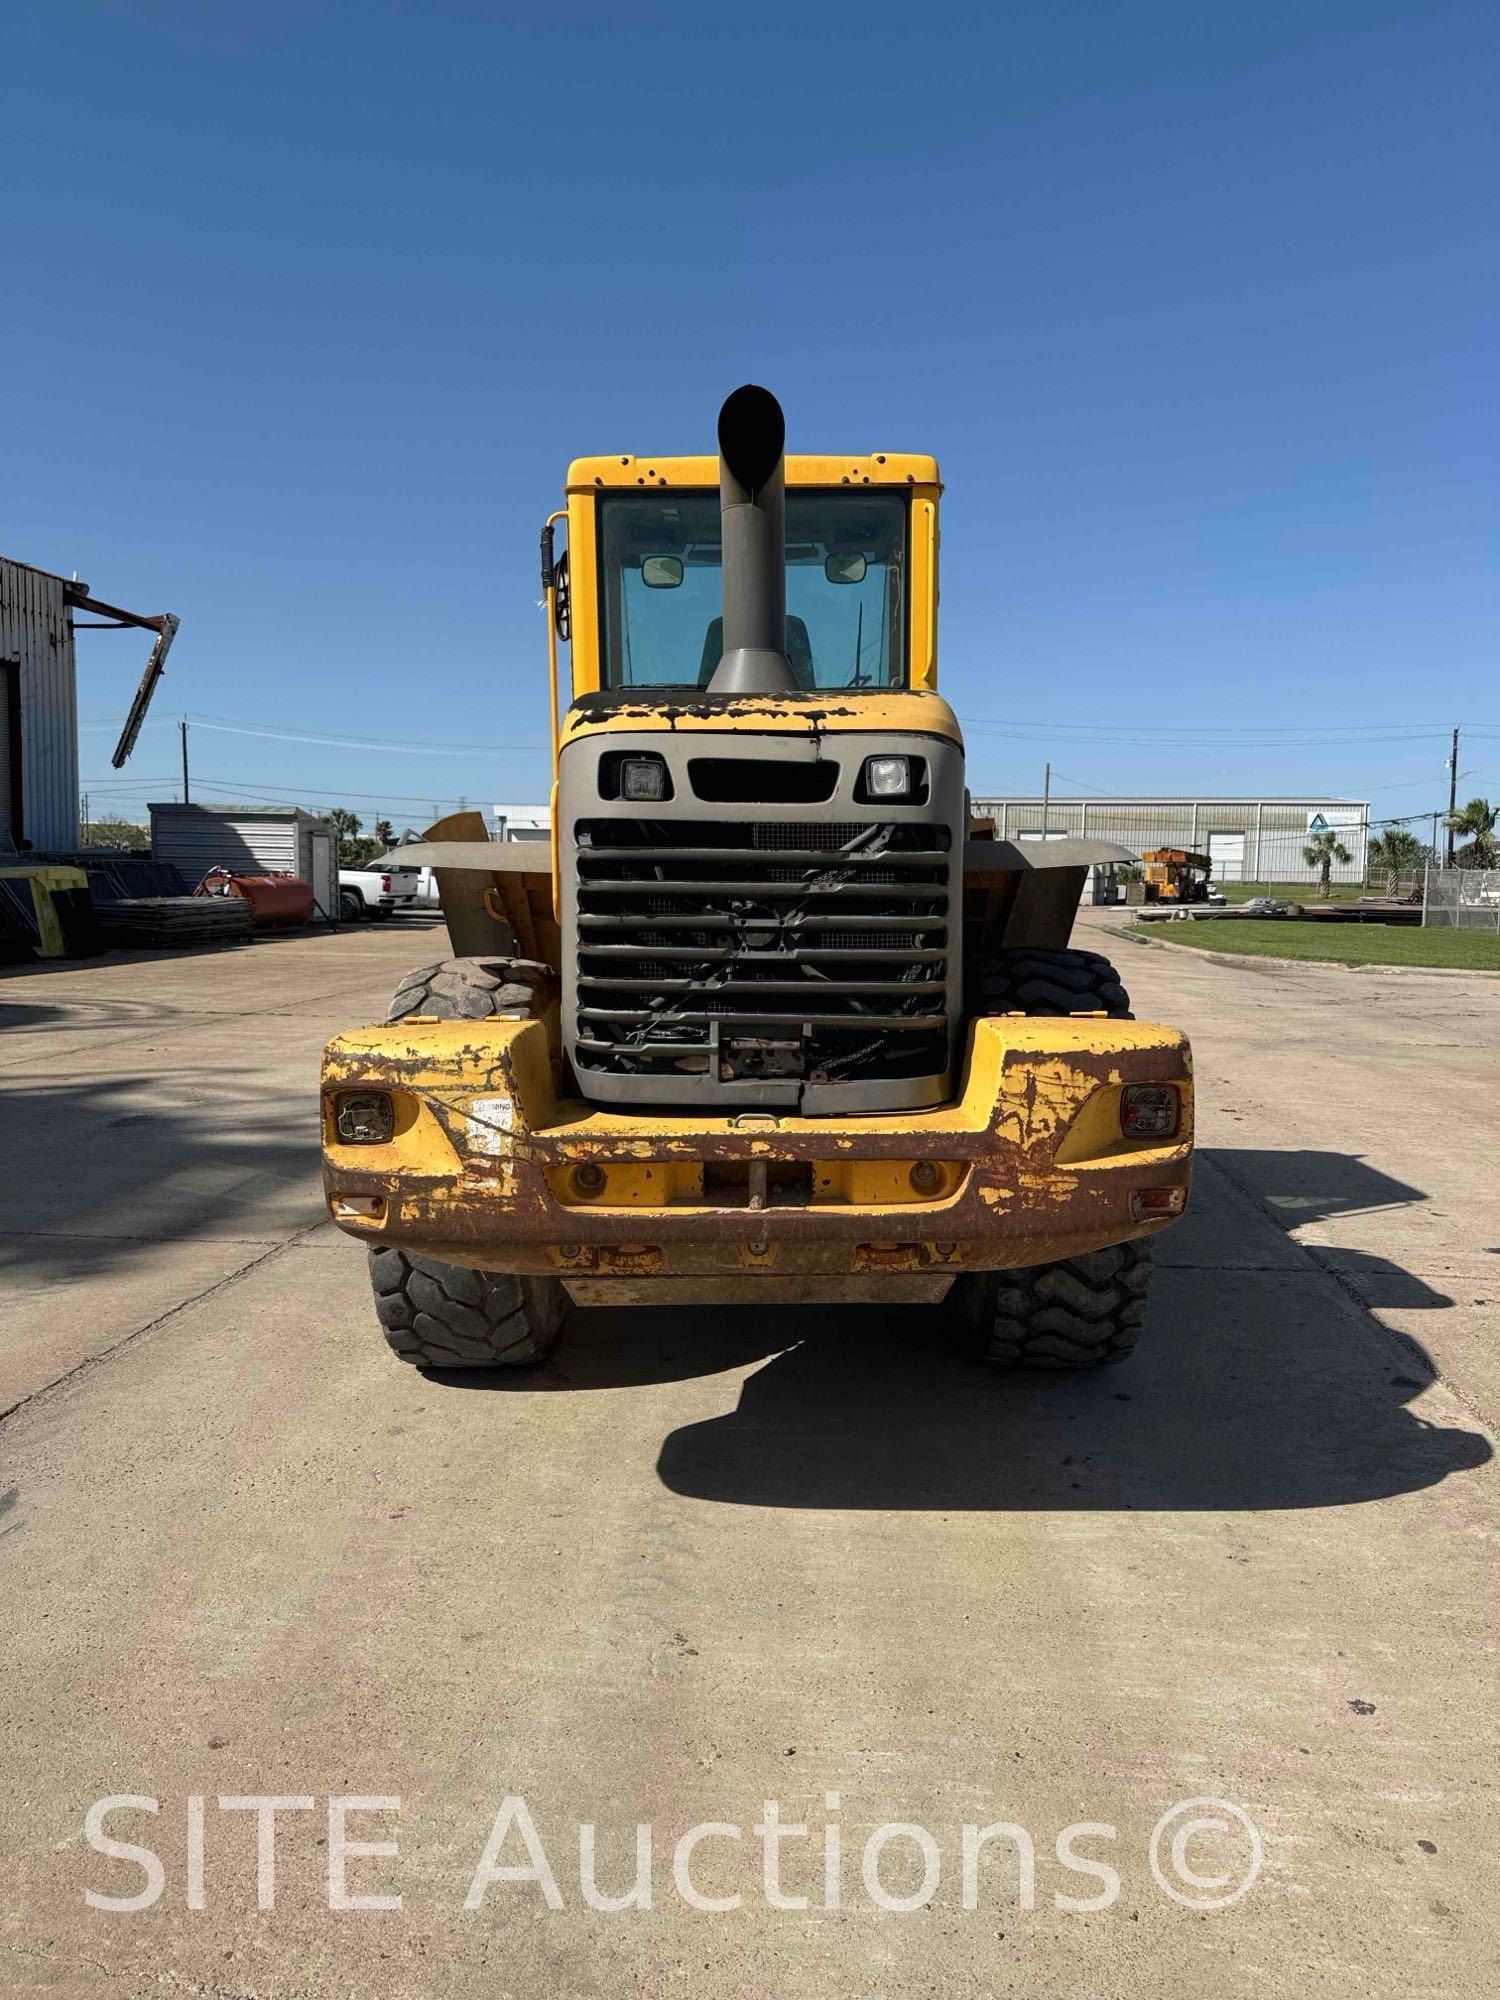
387;955;554;1023
365;954;564;1368
955;943;1153;1368
369;1248;564;1369
956;1241;1153;1369
969;944;1132;1018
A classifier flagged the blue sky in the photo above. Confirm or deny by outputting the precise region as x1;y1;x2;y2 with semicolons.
7;0;1496;831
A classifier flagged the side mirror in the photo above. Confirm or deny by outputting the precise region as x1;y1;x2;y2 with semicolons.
641;555;684;589
825;551;867;585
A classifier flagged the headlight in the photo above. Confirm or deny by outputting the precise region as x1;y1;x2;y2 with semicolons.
1120;1084;1178;1139
863;755;911;800
622;755;668;802
335;1090;394;1144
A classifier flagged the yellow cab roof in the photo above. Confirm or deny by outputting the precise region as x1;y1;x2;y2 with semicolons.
566;453;941;494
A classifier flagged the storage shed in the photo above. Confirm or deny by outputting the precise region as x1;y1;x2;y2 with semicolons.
149;804;338;918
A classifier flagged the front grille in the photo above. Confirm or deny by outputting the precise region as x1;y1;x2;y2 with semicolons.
572;818;952;1085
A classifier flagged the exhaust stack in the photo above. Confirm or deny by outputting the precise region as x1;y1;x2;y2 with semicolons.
709;384;796;696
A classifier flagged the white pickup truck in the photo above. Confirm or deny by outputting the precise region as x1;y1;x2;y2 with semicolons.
338;863;420;923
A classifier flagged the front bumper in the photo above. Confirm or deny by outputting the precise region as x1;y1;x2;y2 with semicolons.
321;1015;1193;1292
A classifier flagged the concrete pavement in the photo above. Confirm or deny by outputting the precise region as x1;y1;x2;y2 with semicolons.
1;916;1495;1996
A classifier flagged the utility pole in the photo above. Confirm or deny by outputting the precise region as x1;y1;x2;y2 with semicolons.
80;791;89;841
180;718;190;804
1041;761;1051;839
1445;725;1459;865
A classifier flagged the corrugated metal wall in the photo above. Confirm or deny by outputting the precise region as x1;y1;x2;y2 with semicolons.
0;559;79;851
971;798;1370;884
150;807;302;886
150;806;338;914
0;663;14;846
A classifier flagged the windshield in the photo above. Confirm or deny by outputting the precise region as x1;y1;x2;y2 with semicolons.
597;491;907;690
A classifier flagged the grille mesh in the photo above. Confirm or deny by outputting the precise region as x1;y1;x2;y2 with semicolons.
572;817;951;1081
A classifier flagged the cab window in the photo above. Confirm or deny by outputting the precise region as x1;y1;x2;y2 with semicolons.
597;491;907;690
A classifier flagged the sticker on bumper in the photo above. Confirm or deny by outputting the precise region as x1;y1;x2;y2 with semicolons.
465;1097;515;1154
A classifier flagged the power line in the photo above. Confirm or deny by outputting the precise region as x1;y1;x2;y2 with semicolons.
184;775;484;809
77;775;490;813
963;723;1456;746
76;706;1499;749
986;721;1480;735
184;716;543;757
1045;767;1121;796
78;712;542;757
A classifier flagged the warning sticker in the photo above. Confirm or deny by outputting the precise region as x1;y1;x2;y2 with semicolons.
465;1096;515;1154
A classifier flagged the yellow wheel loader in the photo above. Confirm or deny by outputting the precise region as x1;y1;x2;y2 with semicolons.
322;387;1193;1370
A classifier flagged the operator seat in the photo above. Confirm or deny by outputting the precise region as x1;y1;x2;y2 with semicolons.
698;616;816;690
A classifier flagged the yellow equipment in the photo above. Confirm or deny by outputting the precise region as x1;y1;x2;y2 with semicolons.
322;387;1193;1372
0;865;96;959
1140;849;1213;903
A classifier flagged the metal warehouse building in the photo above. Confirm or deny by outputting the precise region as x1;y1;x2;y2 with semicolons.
1;554;178;855
970;795;1370;886
485;794;1371;887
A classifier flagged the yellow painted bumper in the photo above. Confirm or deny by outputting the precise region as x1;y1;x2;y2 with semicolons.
321;1016;1193;1281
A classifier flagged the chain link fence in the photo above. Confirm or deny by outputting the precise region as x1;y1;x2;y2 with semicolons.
1423;868;1500;932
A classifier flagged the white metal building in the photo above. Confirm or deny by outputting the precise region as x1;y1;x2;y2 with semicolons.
149;804;339;916
478;794;1370;886
971;795;1370;886
492;802;551;842
1;553;178;856
1;558;79;852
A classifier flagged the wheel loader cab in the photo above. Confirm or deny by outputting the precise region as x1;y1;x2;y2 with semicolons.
590;489;912;693
563;450;941;697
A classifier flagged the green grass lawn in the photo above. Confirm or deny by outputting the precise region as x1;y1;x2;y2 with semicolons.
1126;919;1500;970
1219;880;1392;905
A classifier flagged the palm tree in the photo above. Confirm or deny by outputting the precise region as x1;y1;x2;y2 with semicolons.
1446;797;1498;869
1302;827;1353;896
1367;826;1424;894
323;806;363;865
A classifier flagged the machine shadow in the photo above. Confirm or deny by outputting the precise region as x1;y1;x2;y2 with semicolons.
651;1287;1487;1512
431;1147;1490;1510
641;1143;1488;1511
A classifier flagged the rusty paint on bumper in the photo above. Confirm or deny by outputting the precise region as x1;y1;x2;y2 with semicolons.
321;1015;1193;1279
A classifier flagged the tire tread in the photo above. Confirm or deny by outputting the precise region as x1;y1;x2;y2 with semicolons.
370;1248;564;1370
386;956;555;1024
958;1239;1154;1369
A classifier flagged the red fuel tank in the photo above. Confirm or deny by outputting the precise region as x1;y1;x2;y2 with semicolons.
195;868;314;928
